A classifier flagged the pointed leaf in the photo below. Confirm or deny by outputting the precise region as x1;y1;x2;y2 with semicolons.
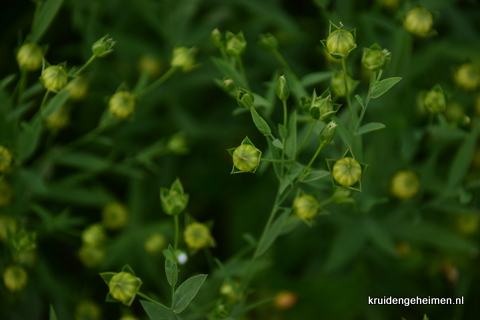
211;57;246;88
354;95;364;109
31;0;64;43
355;122;386;136
140;300;175;320
42;89;70;118
99;272;116;285
172;274;208;313
278;124;287;139
49;305;57;320
302;170;330;182
251;109;271;136
256;209;290;257
272;139;283;149
300;71;332;87
285;111;297;159
369;77;402;99
15;116;43;162
165;257;178;287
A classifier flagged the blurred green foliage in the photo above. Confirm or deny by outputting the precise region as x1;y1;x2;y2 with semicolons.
1;0;480;319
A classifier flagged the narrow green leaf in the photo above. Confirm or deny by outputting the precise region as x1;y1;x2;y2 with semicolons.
447;122;479;190
302;170;330;182
335;119;352;147
272;139;283;149
355;122;386;136
354;95;364;109
140;300;175;320
278;124;287;139
15;115;43;162
369;77;402;99
252;93;272;109
211;57;246;88
285;111;297;159
165;257;178;287
49;305;57;320
250;109;272;136
1;74;16;89
300;71;332;87
31;0;64;43
172;274;208;313
256;209;290;257
42;89;70;118
53;151;110;172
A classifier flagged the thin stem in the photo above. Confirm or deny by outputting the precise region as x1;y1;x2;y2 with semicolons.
296;120;316;158
40;90;50;109
282;100;287;127
305;142;325;171
137;67;177;98
16;70;28;106
341;58;354;125
261;158;289;163
354;71;377;133
137;292;170;311
74;55;96;76
174;215;179;251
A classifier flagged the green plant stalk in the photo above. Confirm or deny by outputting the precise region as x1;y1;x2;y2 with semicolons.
296;119;316;158
40;90;50;109
16;70;28;106
354;70;377;133
341;58;355;126
74;55;96;76
137;67;177;97
281;99;288;177
174;215;179;251
236;54;249;90
137;292;170;311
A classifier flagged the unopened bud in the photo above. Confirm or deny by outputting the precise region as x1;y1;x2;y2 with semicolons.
454;63;480;91
184;222;213;250
404;7;433;36
171;46;196;72
225;31;246;56
82;224;106;247
3;265;28;292
391;170;419;200
322;22;356;59
102;202;128;230
160;178;189;216
144;233;167;255
236;88;255;109
79;245;105;268
0;214;17;242
293;195;319;220
92;35;116;58
109;91;136;118
211;28;223;48
276;75;290;101
258;33;278;52
108;272;142;306
44;104;70;132
319;120;337;145
362;43;391;71
424;85;446;113
138;55;162;78
310;90;339;121
66;76;89;100
331;70;358;97
332;157;362;187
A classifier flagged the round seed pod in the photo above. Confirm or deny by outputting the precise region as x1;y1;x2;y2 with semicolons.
3;265;28;292
292;195;319;220
332;157;362;187
108;272;141;305
108;91;136;118
41;65;68;92
184;222;212;250
326;29;356;59
404;7;433;36
16;43;43;71
391;170;420;199
102;202;128;230
232;144;261;173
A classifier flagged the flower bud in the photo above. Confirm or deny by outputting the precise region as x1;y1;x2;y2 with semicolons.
0;146;13;172
221;78;236;93
3;265;28;292
144;233;167;255
319;120;337;146
75;300;102;320
292;195;319;220
12;229;37;252
299;96;312;111
171;46;196;72
184;222;213;250
454;63;480;91
0;215;17;242
92;35;116;58
160;178;189;216
79;245;105;268
102;202;128;230
258;33;278;52
167;132;189;154
332;157;362;187
16;43;43;71
44;104;70;132
108;272;142;306
225;31;246;56
424;85;446;113
404;7;433;36
331;186;352;204
322;23;356;59
66;76;89;100
330;70;358;97
362;43;391;71
220;281;242;302
276;75;290;101
138;55;162;79
82;224;106;247
211;28;223;48
0;179;12;207
41;65;68;92
237;88;255;109
391;170;419;199
109;91;136;118
228;137;262;173
274;291;297;310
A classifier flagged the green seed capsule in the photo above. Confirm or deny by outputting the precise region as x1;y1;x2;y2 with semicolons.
41;65;68;92
404;7;433;36
109;91;136;118
102;202;128;230
326;29;356;59
3;265;28;292
332;157;362;187
109;272;141;305
184;222;212;250
81;224;106;247
232;144;261;173
16;43;43;71
171;46;196;72
424;85;446;113
391;170;419;200
454;63;480;91
292;195;319;220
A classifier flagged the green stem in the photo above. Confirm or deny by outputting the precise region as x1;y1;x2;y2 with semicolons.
74;55;97;76
40;90;50;109
282;100;287;127
261;158;289;163
354;71;377;133
16;70;28;106
137;67;177;98
174;215;179;251
305;142;325;171
341;58;354;126
296;120;316;158
137;292;170;311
